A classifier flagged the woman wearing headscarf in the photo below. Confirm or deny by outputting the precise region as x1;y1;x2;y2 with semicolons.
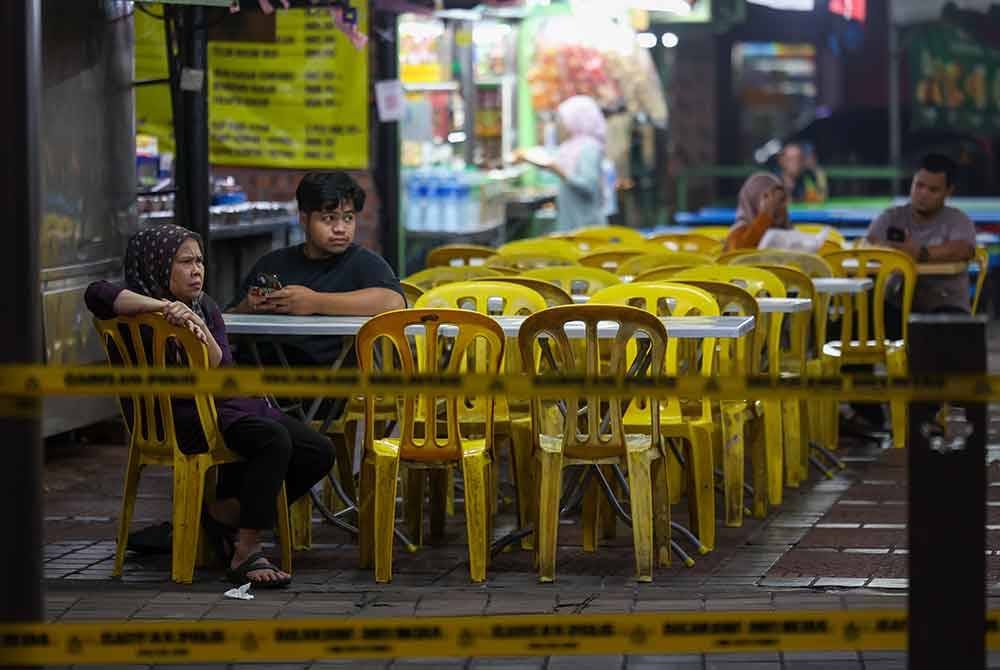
516;94;607;231
85;225;334;588
723;172;791;252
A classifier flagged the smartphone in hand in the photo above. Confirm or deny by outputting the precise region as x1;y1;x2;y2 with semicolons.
251;273;283;296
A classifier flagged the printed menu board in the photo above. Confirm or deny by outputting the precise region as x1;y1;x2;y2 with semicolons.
135;3;370;169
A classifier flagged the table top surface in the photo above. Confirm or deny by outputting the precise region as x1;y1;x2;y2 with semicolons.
224;313;756;339
569;294;811;313
837;258;972;276
811;277;874;294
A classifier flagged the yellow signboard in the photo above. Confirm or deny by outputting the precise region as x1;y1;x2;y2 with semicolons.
135;6;174;154
135;3;370;170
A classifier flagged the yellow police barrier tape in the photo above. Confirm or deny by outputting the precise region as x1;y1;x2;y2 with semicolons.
4;609;991;665
0;365;998;403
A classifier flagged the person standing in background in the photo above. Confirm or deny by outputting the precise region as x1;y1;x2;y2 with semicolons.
516;95;607;231
777;142;826;203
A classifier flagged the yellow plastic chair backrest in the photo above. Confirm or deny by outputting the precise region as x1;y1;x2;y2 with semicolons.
725;249;833;278
497;238;581;260
470;276;573;307
753;264;817;368
578;248;649;272
425;244;496;268
549;233;612;254
672;265;787;377
571;225;645;245
93;314;225;463
415;280;548;316
400;281;424;308
818;239;844;255
689;226;731;241
405;266;504;290
357;309;504;463
646;233;722;256
616;252;714;278
795;224;845;246
825;248;916;348
517;304;665;461
974;246;990;315
523;266;622;296
590;281;720;420
485;254;578;271
632;266;697;282
669;280;762;376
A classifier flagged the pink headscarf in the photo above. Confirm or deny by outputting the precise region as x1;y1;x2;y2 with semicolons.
735;172;790;229
555;95;607;176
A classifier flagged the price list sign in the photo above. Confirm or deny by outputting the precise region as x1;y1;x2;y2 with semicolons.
207;3;370;169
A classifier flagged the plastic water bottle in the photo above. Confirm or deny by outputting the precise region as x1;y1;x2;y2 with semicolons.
465;174;481;232
423;170;443;231
602;158;618;219
454;176;472;232
439;174;459;232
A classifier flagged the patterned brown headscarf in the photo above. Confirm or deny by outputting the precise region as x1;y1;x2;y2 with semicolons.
124;224;206;320
735;172;790;230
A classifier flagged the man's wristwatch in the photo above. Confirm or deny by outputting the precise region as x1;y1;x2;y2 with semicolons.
918;244;930;262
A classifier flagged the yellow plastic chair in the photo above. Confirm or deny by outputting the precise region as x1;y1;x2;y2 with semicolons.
486;254;578;272
356;309;505;583
617;252;714;279
795;224;845;246
497;238;581;260
570;224;645;245
94;314;292;584
672;265;787;508
688;226;731;241
405;266;504;290
518;304;672;582
426;244;496;268
549;233;613;254
724;249;834;279
470;276;574;307
668;280;761;525
578;247;654;272
973;246;990;315
400;281;423;308
416;282;549;548
522;266;622;297
823;249;916;449
819;239;844;255
646;233;723;256
632;266;699;282
589;282;721;550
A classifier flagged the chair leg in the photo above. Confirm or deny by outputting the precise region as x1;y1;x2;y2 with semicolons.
651;453;672;568
461;450;491;583
275;485;293;574
535;450;564;583
509;420;535;550
404;468;426;548
445;466;456;517
748;417;768;519
887;353;908;449
600;465;618;541
666;438;684;505
782;399;804;489
428;468;448;544
290;495;312;551
171;459;208;584
113;449;143;577
357;455;374;570
685;428;716;552
372;447;401;583
720;402;745;528
762;399;784;507
625;452;654;583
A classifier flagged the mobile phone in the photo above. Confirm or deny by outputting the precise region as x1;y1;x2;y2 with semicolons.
252;273;282;295
887;226;905;242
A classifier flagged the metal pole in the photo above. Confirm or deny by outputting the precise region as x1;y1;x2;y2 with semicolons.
179;6;212;262
887;0;902;195
907;315;987;669
0;0;44;623
373;9;402;275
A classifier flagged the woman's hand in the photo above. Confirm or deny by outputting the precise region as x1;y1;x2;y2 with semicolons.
162;301;207;331
184;319;210;345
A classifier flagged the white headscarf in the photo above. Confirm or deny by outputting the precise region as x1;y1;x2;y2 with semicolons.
554;95;607;176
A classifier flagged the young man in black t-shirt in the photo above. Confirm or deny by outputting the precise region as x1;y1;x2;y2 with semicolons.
228;172;405;366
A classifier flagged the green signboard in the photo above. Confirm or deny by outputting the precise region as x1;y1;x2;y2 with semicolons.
909;22;1000;134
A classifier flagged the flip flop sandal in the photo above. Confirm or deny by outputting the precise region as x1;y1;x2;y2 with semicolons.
201;511;237;565
226;551;292;589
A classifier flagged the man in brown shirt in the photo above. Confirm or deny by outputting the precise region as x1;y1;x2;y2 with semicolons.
865;153;977;315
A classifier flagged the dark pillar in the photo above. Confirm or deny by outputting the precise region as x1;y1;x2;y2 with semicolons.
170;6;212;270
0;0;44;622
373;10;401;274
907;314;987;669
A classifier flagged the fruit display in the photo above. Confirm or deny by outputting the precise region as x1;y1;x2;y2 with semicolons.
526;16;666;124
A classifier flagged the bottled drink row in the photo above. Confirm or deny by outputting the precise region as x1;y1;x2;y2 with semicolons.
404;169;482;233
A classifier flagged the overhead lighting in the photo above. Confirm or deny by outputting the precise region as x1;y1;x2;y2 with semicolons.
747;0;815;10
628;0;693;14
636;32;658;49
662;32;679;48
